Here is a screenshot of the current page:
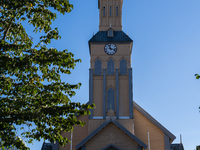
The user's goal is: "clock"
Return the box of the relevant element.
[104,44,117,55]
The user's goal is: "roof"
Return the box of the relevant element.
[89,31,133,43]
[133,101,176,141]
[41,143,52,150]
[75,119,147,149]
[171,144,184,150]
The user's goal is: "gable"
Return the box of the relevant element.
[85,123,138,150]
[76,119,147,150]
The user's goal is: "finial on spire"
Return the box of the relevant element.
[180,134,182,144]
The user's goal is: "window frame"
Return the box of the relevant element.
[116,6,119,17]
[107,28,114,37]
[110,6,112,17]
[103,6,106,17]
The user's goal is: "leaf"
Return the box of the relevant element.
[0,0,93,149]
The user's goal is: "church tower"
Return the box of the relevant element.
[88,0,133,121]
[58,1,176,150]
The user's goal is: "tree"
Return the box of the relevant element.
[195,74,200,79]
[0,0,93,149]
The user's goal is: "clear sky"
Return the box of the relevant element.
[25,0,200,150]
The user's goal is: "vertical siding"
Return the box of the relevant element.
[134,108,165,150]
[93,76,103,116]
[119,76,129,116]
[86,123,138,150]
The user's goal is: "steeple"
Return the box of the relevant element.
[98,0,123,31]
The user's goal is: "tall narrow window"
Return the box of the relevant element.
[110,6,112,16]
[120,59,127,75]
[107,59,114,75]
[95,59,102,75]
[103,6,106,17]
[116,6,119,16]
[107,88,115,111]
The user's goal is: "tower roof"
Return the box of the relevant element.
[89,31,133,43]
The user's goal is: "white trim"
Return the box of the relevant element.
[70,132,73,150]
[93,116,103,119]
[119,116,130,119]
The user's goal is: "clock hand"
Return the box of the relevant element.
[108,44,111,50]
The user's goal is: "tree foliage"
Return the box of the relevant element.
[0,0,93,149]
[195,74,200,79]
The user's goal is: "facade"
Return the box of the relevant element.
[57,0,176,150]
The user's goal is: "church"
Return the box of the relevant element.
[52,0,176,150]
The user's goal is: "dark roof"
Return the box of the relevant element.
[75,119,147,149]
[171,144,184,150]
[89,31,133,42]
[133,101,176,141]
[41,143,52,150]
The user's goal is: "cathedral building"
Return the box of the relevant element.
[58,0,176,150]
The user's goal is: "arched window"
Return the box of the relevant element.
[103,6,106,17]
[95,59,102,75]
[116,6,119,16]
[120,59,127,75]
[107,59,114,75]
[107,88,115,111]
[107,28,114,37]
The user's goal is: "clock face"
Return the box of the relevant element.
[104,44,117,55]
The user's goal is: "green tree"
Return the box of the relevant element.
[0,0,93,149]
[195,74,200,79]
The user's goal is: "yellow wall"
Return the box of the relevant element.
[90,43,132,69]
[93,76,103,116]
[88,119,134,135]
[134,108,165,150]
[119,76,129,116]
[90,43,132,117]
[86,123,138,150]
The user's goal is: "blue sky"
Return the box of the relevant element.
[26,0,200,149]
